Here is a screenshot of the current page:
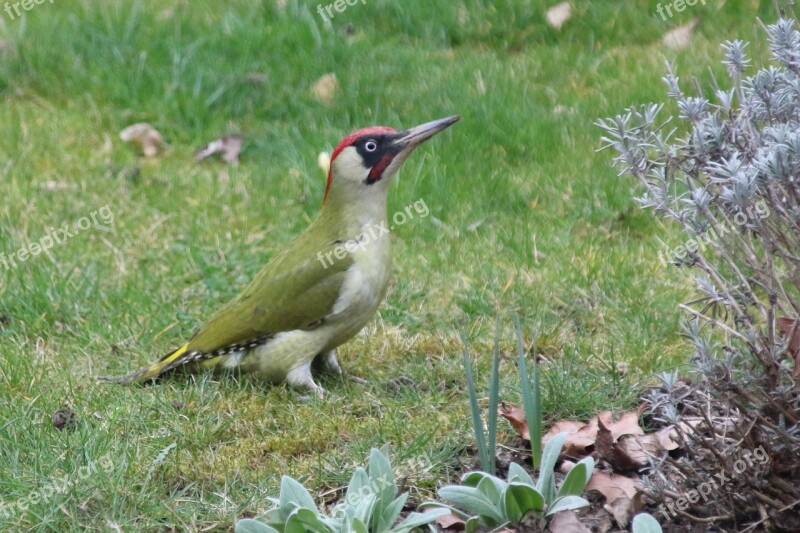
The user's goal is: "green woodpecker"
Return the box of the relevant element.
[108,115,459,396]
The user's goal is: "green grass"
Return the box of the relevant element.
[0,0,787,530]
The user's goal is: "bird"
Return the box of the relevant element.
[104,115,459,396]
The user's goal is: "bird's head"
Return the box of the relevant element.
[323,115,459,204]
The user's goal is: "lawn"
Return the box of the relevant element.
[0,0,783,530]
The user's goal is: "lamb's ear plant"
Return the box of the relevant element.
[425,322,594,530]
[421,433,594,531]
[632,513,663,533]
[235,449,448,533]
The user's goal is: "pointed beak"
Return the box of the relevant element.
[393,115,460,152]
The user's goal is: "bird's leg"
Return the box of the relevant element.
[314,350,343,375]
[286,361,325,399]
[313,349,368,385]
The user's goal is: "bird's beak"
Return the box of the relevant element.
[393,115,460,152]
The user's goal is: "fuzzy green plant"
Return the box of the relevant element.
[632,513,663,533]
[421,432,593,531]
[235,449,447,533]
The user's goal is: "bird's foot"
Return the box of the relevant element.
[287,362,325,399]
[317,350,368,384]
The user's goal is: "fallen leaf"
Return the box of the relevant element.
[546,2,572,30]
[312,73,338,105]
[586,471,643,529]
[596,417,676,472]
[543,411,644,459]
[596,419,643,472]
[195,135,243,164]
[548,510,591,533]
[662,20,697,50]
[119,123,165,158]
[548,420,594,458]
[499,402,529,440]
[428,508,464,531]
[435,514,465,530]
[776,316,800,376]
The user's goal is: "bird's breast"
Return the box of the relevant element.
[328,222,392,333]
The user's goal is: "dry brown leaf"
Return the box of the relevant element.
[776,316,800,376]
[508,405,680,471]
[312,73,338,105]
[586,471,643,529]
[596,419,643,472]
[600,410,645,439]
[119,123,165,158]
[194,135,243,164]
[499,402,529,440]
[543,410,645,459]
[548,509,591,533]
[546,2,572,31]
[650,425,680,451]
[430,509,465,531]
[549,420,595,458]
[662,20,697,50]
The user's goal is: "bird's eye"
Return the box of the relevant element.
[364,140,378,152]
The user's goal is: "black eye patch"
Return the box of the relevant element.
[354,135,398,168]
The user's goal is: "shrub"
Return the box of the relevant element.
[597,17,800,530]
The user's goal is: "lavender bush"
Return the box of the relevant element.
[597,18,800,530]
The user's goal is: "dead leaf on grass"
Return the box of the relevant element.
[194,135,243,164]
[119,123,165,158]
[546,2,572,31]
[312,73,338,105]
[499,401,530,440]
[663,20,697,50]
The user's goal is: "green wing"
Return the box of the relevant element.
[186,233,354,353]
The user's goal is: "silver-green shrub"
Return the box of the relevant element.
[597,17,800,530]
